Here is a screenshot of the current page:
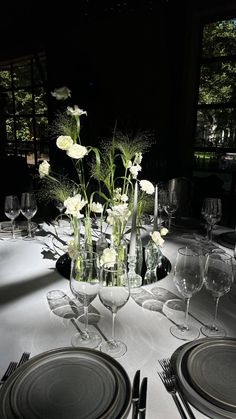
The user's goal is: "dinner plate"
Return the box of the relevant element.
[171,337,236,419]
[0,220,37,238]
[187,339,236,412]
[171,217,203,231]
[0,347,131,419]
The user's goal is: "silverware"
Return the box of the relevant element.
[0,361,17,385]
[17,352,30,367]
[158,358,196,419]
[138,377,148,419]
[158,371,187,419]
[132,369,140,419]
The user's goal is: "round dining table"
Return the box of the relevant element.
[0,220,236,419]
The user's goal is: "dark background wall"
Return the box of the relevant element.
[1,0,236,186]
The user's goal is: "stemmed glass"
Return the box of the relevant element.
[201,252,233,337]
[4,195,21,239]
[54,199,65,226]
[99,256,130,358]
[20,192,38,239]
[163,190,178,230]
[170,246,204,340]
[201,197,222,241]
[70,250,102,348]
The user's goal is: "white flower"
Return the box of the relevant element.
[106,215,114,226]
[51,86,71,100]
[66,144,88,159]
[90,202,103,213]
[100,247,117,268]
[68,240,77,260]
[107,204,131,221]
[129,164,141,179]
[64,194,87,218]
[56,135,73,151]
[121,194,128,202]
[134,152,143,165]
[140,180,154,195]
[39,160,50,178]
[67,105,87,117]
[160,227,168,236]
[150,231,165,246]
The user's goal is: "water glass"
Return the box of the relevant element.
[21,192,37,239]
[4,195,20,239]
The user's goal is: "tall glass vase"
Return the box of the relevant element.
[143,240,162,284]
[135,229,143,276]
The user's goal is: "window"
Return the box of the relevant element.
[194,19,236,171]
[0,52,49,166]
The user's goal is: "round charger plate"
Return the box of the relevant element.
[187,339,236,412]
[0,347,131,419]
[215,232,236,250]
[171,337,236,419]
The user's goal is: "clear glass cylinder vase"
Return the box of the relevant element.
[143,239,162,285]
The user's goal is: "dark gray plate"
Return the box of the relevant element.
[171,337,236,419]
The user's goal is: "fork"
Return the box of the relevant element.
[17,351,30,367]
[158,371,187,419]
[158,358,196,419]
[0,361,18,385]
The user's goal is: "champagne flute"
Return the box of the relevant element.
[70,250,101,348]
[170,246,204,340]
[20,192,37,239]
[4,195,20,239]
[201,197,222,241]
[99,255,130,358]
[201,252,233,337]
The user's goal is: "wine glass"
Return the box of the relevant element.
[20,192,38,239]
[164,190,178,230]
[70,250,102,348]
[170,246,204,340]
[201,197,222,241]
[201,252,233,337]
[4,195,20,239]
[54,199,65,226]
[99,255,130,358]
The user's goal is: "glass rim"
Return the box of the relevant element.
[177,246,203,257]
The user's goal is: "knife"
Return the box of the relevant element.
[132,369,140,419]
[138,377,148,419]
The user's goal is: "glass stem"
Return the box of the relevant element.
[184,298,190,330]
[12,220,15,239]
[209,225,213,241]
[212,296,220,330]
[27,219,32,238]
[168,215,171,230]
[111,312,116,342]
[83,305,89,336]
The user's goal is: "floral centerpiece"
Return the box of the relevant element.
[38,86,167,281]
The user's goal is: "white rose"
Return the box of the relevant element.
[150,231,165,246]
[39,160,50,178]
[56,135,73,151]
[100,247,117,268]
[140,180,155,195]
[66,144,88,159]
[160,227,168,236]
[64,194,87,218]
[91,202,103,213]
[67,105,87,117]
[51,86,71,100]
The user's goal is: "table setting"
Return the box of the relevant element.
[1,89,236,418]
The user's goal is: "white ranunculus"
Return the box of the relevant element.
[39,160,50,178]
[150,231,165,246]
[90,202,103,213]
[140,179,155,195]
[160,227,168,236]
[56,135,73,151]
[129,164,141,179]
[67,105,87,117]
[64,194,87,218]
[66,144,88,159]
[100,247,117,268]
[107,204,130,221]
[51,86,71,100]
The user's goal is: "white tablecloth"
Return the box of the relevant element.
[0,223,236,419]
